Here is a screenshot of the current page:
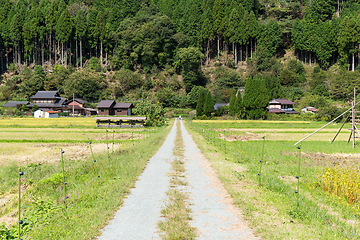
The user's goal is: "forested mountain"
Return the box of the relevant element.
[1,0,360,114]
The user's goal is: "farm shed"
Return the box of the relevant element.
[34,109,59,118]
[96,100,134,116]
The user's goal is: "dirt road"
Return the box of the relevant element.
[98,119,259,239]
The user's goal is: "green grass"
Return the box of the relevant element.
[0,119,171,239]
[186,119,360,240]
[158,120,195,240]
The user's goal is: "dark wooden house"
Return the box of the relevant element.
[96,100,133,116]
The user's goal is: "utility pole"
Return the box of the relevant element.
[72,93,74,118]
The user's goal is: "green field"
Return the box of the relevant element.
[187,119,360,240]
[0,118,168,240]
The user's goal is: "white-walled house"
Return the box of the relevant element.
[34,109,59,118]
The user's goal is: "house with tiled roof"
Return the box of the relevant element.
[268,99,298,114]
[28,91,67,111]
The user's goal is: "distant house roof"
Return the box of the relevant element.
[214,103,229,110]
[30,91,60,99]
[2,101,29,107]
[28,97,67,108]
[46,111,58,114]
[268,108,286,113]
[269,99,295,105]
[96,100,116,108]
[67,98,86,105]
[113,103,134,109]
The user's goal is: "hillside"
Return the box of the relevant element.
[0,0,360,118]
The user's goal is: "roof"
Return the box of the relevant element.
[268,108,286,113]
[96,100,116,108]
[214,103,229,110]
[46,111,58,114]
[269,99,295,105]
[113,103,134,109]
[302,106,318,112]
[67,98,86,104]
[94,117,146,120]
[285,110,299,114]
[2,101,29,107]
[30,91,60,99]
[28,97,67,108]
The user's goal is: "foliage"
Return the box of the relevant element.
[242,77,269,119]
[196,89,206,117]
[228,88,237,115]
[133,98,166,126]
[203,91,214,117]
[63,69,108,102]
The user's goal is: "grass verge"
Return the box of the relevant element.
[158,120,196,240]
[185,119,359,240]
[0,122,172,240]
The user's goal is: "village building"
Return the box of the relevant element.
[1,101,29,108]
[28,91,67,111]
[96,100,134,116]
[34,109,59,118]
[66,98,97,117]
[268,99,298,114]
[301,106,318,114]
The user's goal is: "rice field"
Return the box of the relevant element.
[187,119,360,239]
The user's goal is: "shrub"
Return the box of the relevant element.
[133,98,166,126]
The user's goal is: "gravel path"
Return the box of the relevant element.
[98,119,258,239]
[97,120,177,240]
[181,121,259,239]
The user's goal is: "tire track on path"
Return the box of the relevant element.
[98,120,177,240]
[181,120,259,239]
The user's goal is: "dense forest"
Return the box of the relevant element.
[1,0,360,118]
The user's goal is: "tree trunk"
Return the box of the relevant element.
[54,37,57,64]
[100,41,103,68]
[76,39,78,69]
[80,39,83,69]
[235,43,237,65]
[105,51,108,69]
[42,41,44,67]
[34,38,37,65]
[0,50,3,73]
[61,42,64,66]
[65,43,67,68]
[246,44,248,61]
[250,38,253,59]
[6,47,8,68]
[207,39,210,65]
[49,33,51,64]
[309,52,312,67]
[352,43,355,72]
[254,39,256,55]
[69,40,71,66]
[13,44,16,65]
[358,44,360,70]
[240,45,242,66]
[217,36,220,58]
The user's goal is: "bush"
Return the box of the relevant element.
[133,98,166,126]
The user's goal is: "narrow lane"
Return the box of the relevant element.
[181,120,259,239]
[98,120,177,240]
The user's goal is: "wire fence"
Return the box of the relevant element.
[187,120,360,239]
[0,127,153,240]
